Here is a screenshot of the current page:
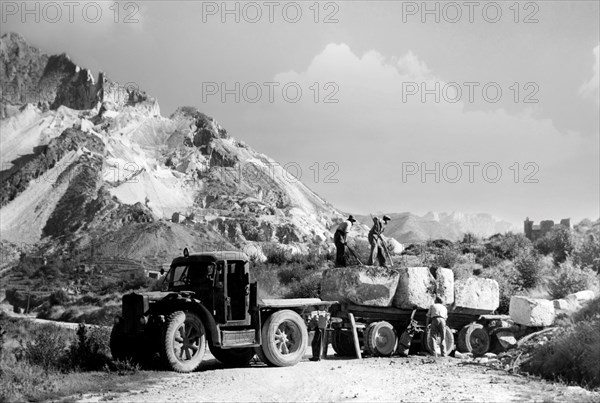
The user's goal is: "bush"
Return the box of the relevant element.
[285,271,322,299]
[548,260,599,300]
[451,262,482,280]
[573,235,600,273]
[431,247,460,269]
[67,324,111,371]
[19,324,71,372]
[484,233,533,261]
[481,260,523,314]
[534,226,574,264]
[514,252,543,289]
[523,318,600,388]
[49,289,70,306]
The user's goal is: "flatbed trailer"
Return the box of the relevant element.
[328,303,517,357]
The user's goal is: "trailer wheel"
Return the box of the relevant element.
[331,330,356,357]
[457,323,490,356]
[161,311,206,372]
[364,321,397,357]
[261,310,307,367]
[362,323,376,356]
[422,326,455,356]
[209,346,255,367]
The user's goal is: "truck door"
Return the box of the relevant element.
[224,260,251,325]
[213,261,227,323]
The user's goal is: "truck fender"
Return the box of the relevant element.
[188,300,220,345]
[161,297,220,346]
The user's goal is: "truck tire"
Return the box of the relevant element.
[261,309,307,367]
[331,330,356,357]
[364,321,397,357]
[362,323,376,356]
[161,311,206,372]
[457,323,490,356]
[254,346,276,366]
[210,345,255,367]
[422,326,455,356]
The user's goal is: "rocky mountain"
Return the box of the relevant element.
[356,212,517,244]
[0,32,347,269]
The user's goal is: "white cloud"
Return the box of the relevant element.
[242,43,599,219]
[580,44,599,106]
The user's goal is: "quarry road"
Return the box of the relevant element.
[78,350,600,403]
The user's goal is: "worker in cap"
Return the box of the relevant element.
[334,215,356,267]
[368,215,391,267]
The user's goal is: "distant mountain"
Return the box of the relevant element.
[0,32,345,268]
[356,212,518,244]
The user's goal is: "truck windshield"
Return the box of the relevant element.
[167,262,215,288]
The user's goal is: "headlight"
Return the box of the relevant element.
[139,316,148,326]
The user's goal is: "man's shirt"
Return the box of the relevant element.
[427,303,448,319]
[337,220,353,234]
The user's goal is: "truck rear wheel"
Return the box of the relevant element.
[254,346,276,366]
[161,311,206,372]
[261,309,307,367]
[364,321,397,357]
[210,345,255,367]
[331,330,356,357]
[457,323,490,356]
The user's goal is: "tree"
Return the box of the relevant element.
[535,226,574,264]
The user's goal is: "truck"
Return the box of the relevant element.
[328,303,517,358]
[110,248,335,372]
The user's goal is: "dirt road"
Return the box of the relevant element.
[78,350,599,402]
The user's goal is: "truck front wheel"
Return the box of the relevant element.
[260,309,307,367]
[161,311,206,372]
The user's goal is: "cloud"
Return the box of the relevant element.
[241,43,599,219]
[580,44,599,106]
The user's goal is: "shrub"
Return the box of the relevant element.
[481,260,523,314]
[431,247,460,269]
[67,324,111,371]
[523,318,600,388]
[451,262,482,280]
[20,324,70,371]
[573,235,600,273]
[49,289,70,306]
[477,252,502,269]
[548,260,599,300]
[573,296,600,323]
[514,252,543,289]
[534,226,574,264]
[285,271,322,299]
[484,233,533,261]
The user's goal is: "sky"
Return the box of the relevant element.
[1,0,599,225]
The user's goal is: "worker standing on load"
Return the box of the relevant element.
[334,215,356,267]
[368,215,391,267]
[426,297,448,357]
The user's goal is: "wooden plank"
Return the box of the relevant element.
[348,313,362,360]
[260,298,337,309]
